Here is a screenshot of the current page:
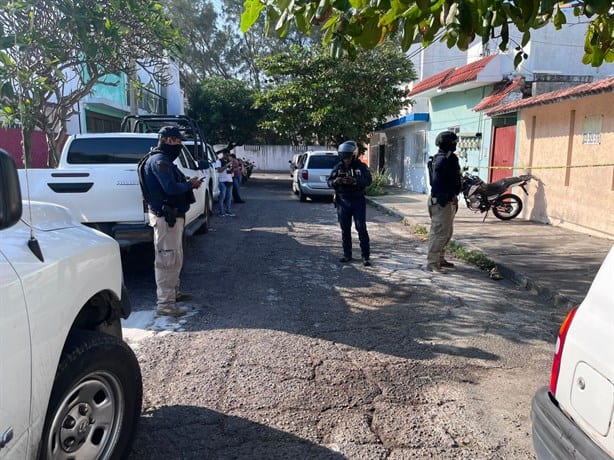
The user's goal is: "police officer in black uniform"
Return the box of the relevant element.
[327,140,373,266]
[140,126,202,317]
[426,130,462,274]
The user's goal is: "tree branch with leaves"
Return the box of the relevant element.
[241,0,613,68]
[256,43,416,147]
[0,0,181,166]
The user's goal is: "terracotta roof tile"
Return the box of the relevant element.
[440,55,497,89]
[409,55,498,97]
[409,68,454,96]
[473,76,523,111]
[486,76,614,115]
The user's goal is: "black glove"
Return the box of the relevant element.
[335,176,355,186]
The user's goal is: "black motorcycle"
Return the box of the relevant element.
[461,169,533,221]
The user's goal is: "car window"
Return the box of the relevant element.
[66,137,157,164]
[297,154,307,168]
[176,149,188,169]
[206,144,217,163]
[182,148,198,170]
[306,155,338,169]
[184,143,201,161]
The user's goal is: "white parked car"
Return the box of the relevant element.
[531,245,614,459]
[288,152,303,177]
[291,150,339,202]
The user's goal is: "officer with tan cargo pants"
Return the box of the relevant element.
[140,126,202,317]
[426,131,462,274]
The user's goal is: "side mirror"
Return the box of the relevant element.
[0,149,23,231]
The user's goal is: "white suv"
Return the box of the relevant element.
[291,150,339,202]
[531,245,614,459]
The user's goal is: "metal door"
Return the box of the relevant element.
[387,135,405,187]
[490,126,516,182]
[404,130,428,192]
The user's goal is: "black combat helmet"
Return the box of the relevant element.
[338,140,357,159]
[435,131,458,152]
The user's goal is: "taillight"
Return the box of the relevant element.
[301,170,308,180]
[549,306,579,394]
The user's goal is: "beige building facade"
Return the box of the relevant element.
[514,90,613,239]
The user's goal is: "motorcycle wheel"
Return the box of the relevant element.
[492,193,523,220]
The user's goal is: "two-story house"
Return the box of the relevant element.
[371,8,609,193]
[1,57,183,167]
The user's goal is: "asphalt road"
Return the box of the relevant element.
[121,173,567,460]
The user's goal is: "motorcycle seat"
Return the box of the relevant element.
[485,175,529,195]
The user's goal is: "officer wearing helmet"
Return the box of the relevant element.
[426,130,462,274]
[327,140,373,266]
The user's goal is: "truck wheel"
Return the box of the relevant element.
[39,331,142,460]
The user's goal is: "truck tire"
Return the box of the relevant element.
[38,331,142,460]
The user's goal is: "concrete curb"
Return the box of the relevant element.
[367,197,577,309]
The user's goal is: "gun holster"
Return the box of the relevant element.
[161,204,178,227]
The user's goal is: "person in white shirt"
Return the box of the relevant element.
[215,150,235,216]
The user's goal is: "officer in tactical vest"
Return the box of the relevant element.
[327,140,373,266]
[426,130,462,274]
[140,126,203,317]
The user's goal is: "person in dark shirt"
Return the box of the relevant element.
[426,130,462,274]
[141,126,202,316]
[327,140,373,266]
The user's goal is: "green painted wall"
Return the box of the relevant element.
[429,86,494,181]
[90,74,128,107]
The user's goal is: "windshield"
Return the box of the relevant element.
[67,138,158,164]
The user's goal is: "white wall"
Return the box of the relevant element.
[406,8,604,95]
[163,58,184,115]
[231,145,331,172]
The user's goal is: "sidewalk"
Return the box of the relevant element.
[366,187,613,309]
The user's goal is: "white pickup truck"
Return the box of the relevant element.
[18,132,213,247]
[0,149,142,458]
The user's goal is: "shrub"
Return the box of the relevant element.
[366,168,389,196]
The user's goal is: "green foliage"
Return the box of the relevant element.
[187,77,262,145]
[241,0,613,67]
[163,0,249,91]
[169,0,324,91]
[406,223,429,241]
[256,43,416,146]
[446,240,495,271]
[365,167,389,196]
[0,0,179,166]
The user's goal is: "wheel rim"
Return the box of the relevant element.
[46,371,124,460]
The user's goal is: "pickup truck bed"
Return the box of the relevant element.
[18,133,212,246]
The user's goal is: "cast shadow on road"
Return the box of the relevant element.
[191,178,552,359]
[123,176,559,368]
[129,405,345,460]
